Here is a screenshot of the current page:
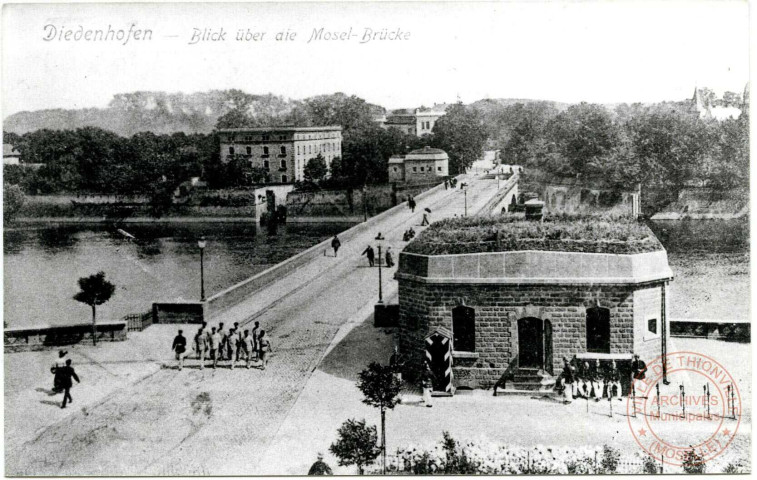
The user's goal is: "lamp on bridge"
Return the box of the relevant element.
[198,236,207,301]
[375,232,385,304]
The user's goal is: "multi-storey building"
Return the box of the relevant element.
[218,126,342,183]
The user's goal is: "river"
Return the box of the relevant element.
[3,222,353,328]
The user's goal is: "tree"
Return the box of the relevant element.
[329,419,381,475]
[431,102,488,174]
[3,184,25,223]
[304,154,328,184]
[357,362,403,474]
[73,271,116,346]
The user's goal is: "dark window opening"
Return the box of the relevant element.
[229,147,234,155]
[647,318,658,335]
[246,146,252,155]
[586,307,611,353]
[452,305,475,352]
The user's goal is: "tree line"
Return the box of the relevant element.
[482,94,748,211]
[2,93,489,196]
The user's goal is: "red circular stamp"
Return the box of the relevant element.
[627,351,741,467]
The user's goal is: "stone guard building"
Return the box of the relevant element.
[396,229,673,392]
[387,146,449,184]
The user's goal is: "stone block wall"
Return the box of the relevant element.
[398,281,665,389]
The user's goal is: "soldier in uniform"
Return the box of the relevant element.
[607,360,623,401]
[590,359,604,401]
[560,357,574,404]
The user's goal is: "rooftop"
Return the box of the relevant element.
[218,126,342,133]
[403,215,664,256]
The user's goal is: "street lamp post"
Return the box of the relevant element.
[198,236,207,301]
[464,186,468,217]
[375,233,385,303]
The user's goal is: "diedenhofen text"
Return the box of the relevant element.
[43,24,153,45]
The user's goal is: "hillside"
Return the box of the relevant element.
[3,90,387,137]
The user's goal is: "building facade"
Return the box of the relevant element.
[396,246,673,392]
[218,126,342,183]
[383,107,446,137]
[387,146,449,184]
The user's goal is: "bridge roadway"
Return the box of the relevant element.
[6,174,503,476]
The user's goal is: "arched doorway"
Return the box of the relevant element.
[518,317,543,368]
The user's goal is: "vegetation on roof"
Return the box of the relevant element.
[403,214,664,255]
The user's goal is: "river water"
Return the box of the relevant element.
[4,218,746,329]
[3,223,352,328]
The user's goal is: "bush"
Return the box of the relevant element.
[643,455,660,474]
[722,461,743,473]
[682,449,706,474]
[600,445,621,473]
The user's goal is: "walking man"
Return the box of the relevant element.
[58,359,80,409]
[51,350,69,393]
[361,245,375,267]
[258,330,272,370]
[385,246,394,268]
[251,321,261,360]
[408,196,416,212]
[233,322,243,361]
[209,327,221,369]
[421,361,434,408]
[421,212,430,226]
[172,329,189,371]
[331,235,341,257]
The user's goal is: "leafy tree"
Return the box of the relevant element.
[3,183,25,223]
[304,154,328,184]
[73,271,116,346]
[329,419,380,475]
[600,445,621,473]
[431,102,488,174]
[357,362,403,474]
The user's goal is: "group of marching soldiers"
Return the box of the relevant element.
[171,321,273,371]
[557,354,646,404]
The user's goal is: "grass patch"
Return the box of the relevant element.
[404,214,664,255]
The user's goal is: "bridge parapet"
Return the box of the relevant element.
[477,173,519,216]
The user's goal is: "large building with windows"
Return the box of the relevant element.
[218,126,342,183]
[395,218,673,394]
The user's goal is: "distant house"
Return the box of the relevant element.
[692,85,748,121]
[387,146,449,184]
[3,144,21,165]
[383,105,447,137]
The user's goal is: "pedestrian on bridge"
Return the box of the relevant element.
[58,359,80,409]
[385,247,394,268]
[217,322,227,360]
[362,245,375,267]
[227,328,239,369]
[252,321,260,359]
[258,330,273,370]
[331,235,341,257]
[243,330,255,368]
[408,196,416,212]
[209,327,221,369]
[233,322,243,361]
[421,212,430,226]
[172,329,190,371]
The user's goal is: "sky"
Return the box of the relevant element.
[1,1,751,117]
